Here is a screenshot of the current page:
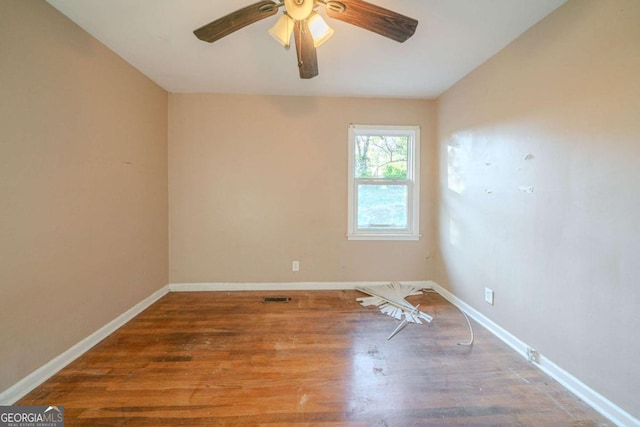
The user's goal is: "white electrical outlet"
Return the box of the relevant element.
[484,287,494,305]
[292,261,300,272]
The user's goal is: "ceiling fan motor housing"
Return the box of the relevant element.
[285,0,314,20]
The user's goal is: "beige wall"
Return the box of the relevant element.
[0,1,168,392]
[169,94,436,283]
[4,0,636,419]
[436,0,640,418]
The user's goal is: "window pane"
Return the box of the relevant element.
[357,184,408,229]
[354,135,408,179]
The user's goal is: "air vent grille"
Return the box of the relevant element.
[262,297,291,303]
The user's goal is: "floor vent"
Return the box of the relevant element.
[262,297,291,303]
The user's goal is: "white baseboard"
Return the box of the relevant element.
[430,282,640,427]
[0,285,169,405]
[168,280,435,292]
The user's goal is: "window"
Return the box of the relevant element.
[347,125,420,240]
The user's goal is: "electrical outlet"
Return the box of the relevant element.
[527,347,539,363]
[484,288,494,305]
[292,261,300,272]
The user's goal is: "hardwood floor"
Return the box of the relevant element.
[19,290,610,426]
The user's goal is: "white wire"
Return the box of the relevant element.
[422,288,474,346]
[455,307,474,346]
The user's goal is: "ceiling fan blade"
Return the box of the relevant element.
[294,20,319,79]
[194,1,279,43]
[326,0,418,43]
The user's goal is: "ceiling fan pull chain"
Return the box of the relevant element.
[297,23,304,67]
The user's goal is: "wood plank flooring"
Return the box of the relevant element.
[19,290,610,426]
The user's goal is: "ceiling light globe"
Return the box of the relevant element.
[308,13,334,48]
[268,14,294,47]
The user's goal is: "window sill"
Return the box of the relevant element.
[347,234,421,241]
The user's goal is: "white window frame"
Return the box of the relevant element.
[347,124,420,241]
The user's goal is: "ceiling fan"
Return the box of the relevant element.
[193,0,418,79]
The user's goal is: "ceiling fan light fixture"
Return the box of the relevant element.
[193,0,418,79]
[268,13,294,47]
[307,12,334,48]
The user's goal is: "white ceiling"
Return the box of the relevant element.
[46,0,566,99]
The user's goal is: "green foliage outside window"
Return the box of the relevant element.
[355,135,408,179]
